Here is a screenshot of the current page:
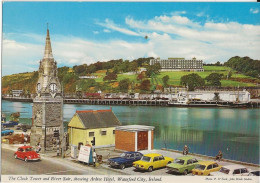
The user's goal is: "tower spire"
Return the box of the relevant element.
[44,24,53,59]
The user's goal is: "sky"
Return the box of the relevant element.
[2,2,260,76]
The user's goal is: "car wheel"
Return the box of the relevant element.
[24,157,28,162]
[183,170,188,175]
[9,132,12,135]
[14,154,17,159]
[148,166,153,172]
[168,161,172,164]
[120,164,125,170]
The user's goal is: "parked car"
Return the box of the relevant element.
[248,170,260,176]
[211,165,250,176]
[1,127,14,136]
[2,121,19,127]
[192,161,221,176]
[14,146,41,162]
[15,123,32,132]
[133,153,174,172]
[108,151,143,169]
[166,156,200,175]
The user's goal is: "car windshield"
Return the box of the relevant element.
[195,164,206,170]
[120,153,132,158]
[141,156,151,162]
[250,171,260,176]
[174,159,185,165]
[120,153,127,157]
[219,167,230,174]
[25,148,33,152]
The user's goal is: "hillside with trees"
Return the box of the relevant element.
[2,56,260,95]
[224,56,260,78]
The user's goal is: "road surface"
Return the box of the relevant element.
[1,148,122,175]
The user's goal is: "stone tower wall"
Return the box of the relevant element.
[45,102,62,126]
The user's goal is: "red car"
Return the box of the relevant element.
[14,146,41,162]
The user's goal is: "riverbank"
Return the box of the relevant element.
[2,97,260,108]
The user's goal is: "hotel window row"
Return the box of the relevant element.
[150,58,204,72]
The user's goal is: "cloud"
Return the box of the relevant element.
[96,19,140,36]
[3,14,260,76]
[2,39,43,75]
[103,29,111,33]
[171,11,186,16]
[93,31,99,34]
[250,8,259,14]
[196,12,205,17]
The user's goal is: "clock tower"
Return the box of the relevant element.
[31,27,63,152]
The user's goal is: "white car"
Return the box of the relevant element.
[248,170,260,176]
[211,165,250,176]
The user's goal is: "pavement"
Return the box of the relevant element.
[2,142,259,176]
[96,148,260,175]
[1,143,124,175]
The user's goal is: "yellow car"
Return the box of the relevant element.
[133,153,174,172]
[192,161,222,176]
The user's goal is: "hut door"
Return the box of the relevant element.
[137,131,148,150]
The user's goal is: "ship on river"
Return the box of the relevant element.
[168,92,250,108]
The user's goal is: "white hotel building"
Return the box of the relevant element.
[150,57,204,72]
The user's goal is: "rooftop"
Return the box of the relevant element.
[116,125,155,132]
[70,109,121,129]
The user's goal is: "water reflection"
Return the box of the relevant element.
[2,100,259,164]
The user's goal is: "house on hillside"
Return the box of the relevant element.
[68,109,121,149]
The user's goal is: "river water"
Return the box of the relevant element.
[2,100,259,164]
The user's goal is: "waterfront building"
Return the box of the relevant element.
[174,90,251,102]
[150,57,204,72]
[68,109,121,148]
[30,27,64,152]
[79,75,98,79]
[115,125,154,152]
[11,90,23,97]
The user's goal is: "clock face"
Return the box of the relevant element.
[37,83,41,92]
[50,83,57,92]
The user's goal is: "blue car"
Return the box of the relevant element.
[2,121,19,127]
[1,127,14,136]
[108,151,143,169]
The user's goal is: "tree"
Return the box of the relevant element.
[215,61,221,66]
[180,73,205,91]
[113,65,120,74]
[74,64,87,75]
[137,73,145,81]
[10,112,20,122]
[130,62,138,73]
[205,73,223,86]
[78,79,96,91]
[140,79,151,91]
[118,79,130,92]
[162,75,170,87]
[103,72,117,82]
[224,56,260,79]
[227,70,232,80]
[87,65,97,74]
[146,63,161,77]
